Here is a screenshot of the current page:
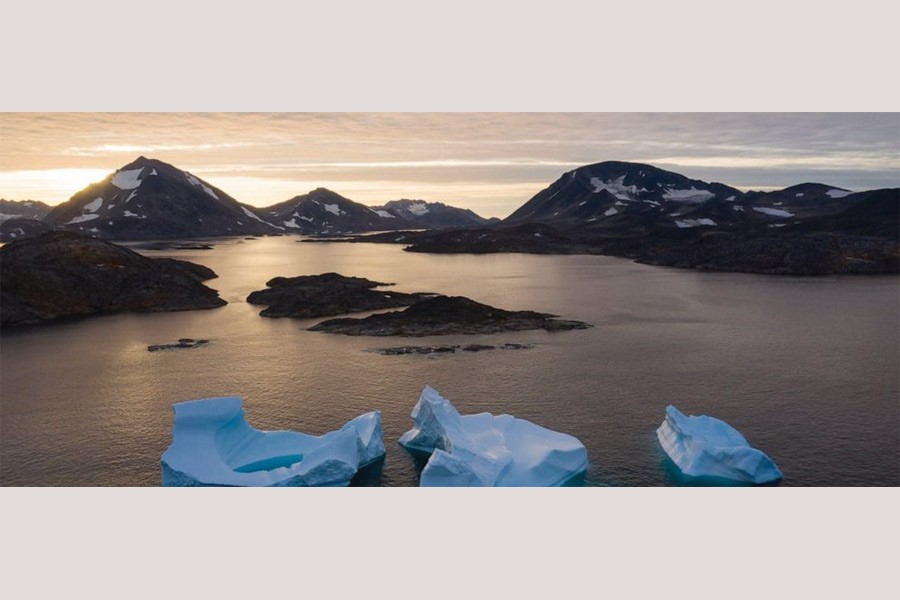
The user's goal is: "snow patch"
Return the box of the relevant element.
[795,192,803,197]
[374,210,395,219]
[752,206,794,218]
[283,218,301,228]
[724,195,736,202]
[675,218,717,228]
[185,173,219,199]
[125,190,138,203]
[827,189,853,198]
[407,202,430,216]
[149,168,158,176]
[65,213,100,225]
[111,168,143,190]
[590,175,640,200]
[732,205,744,212]
[240,206,269,224]
[604,207,618,216]
[123,210,146,219]
[662,187,715,203]
[323,203,344,216]
[83,197,104,213]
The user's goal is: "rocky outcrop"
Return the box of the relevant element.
[308,295,591,336]
[0,231,226,327]
[148,339,211,352]
[246,272,433,318]
[373,342,535,355]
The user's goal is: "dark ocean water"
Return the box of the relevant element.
[1,236,897,486]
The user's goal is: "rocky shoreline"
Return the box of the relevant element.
[148,338,210,352]
[0,232,226,328]
[309,218,900,276]
[246,272,434,318]
[372,342,535,355]
[309,295,592,336]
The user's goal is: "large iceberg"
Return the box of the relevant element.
[161,397,385,486]
[656,405,783,484]
[399,386,588,486]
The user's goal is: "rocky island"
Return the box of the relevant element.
[246,272,433,318]
[0,231,226,328]
[308,295,591,336]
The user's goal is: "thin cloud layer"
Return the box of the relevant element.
[0,113,897,217]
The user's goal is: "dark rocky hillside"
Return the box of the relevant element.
[0,231,226,327]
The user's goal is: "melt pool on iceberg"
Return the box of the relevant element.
[656,405,783,484]
[161,396,385,486]
[399,385,588,486]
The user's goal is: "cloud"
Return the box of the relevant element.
[1,113,897,215]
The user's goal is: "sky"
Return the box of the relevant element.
[1,113,897,218]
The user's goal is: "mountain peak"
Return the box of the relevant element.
[120,155,170,170]
[42,157,276,239]
[505,160,743,225]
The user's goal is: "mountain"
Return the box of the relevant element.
[262,188,391,234]
[797,188,900,238]
[42,157,279,239]
[0,199,52,223]
[261,189,499,234]
[502,161,888,237]
[342,160,898,275]
[0,231,226,327]
[0,217,52,243]
[505,161,744,228]
[374,199,499,229]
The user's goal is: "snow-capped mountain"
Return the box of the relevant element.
[42,157,278,239]
[0,200,54,242]
[505,161,743,228]
[0,199,52,223]
[263,188,390,233]
[0,218,51,243]
[504,161,870,232]
[261,190,497,233]
[374,199,498,229]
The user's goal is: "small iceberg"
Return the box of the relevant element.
[399,386,588,486]
[656,405,783,484]
[161,397,385,486]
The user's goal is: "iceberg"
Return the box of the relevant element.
[656,405,783,484]
[161,397,385,486]
[399,386,588,486]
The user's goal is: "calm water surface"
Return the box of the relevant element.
[1,236,897,486]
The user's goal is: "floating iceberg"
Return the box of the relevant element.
[161,397,385,486]
[399,386,588,486]
[656,405,783,484]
